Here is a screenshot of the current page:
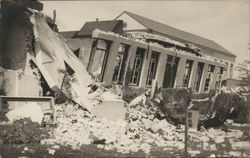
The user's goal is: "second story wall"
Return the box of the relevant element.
[80,30,228,92]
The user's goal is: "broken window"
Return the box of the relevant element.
[194,62,204,92]
[204,64,215,91]
[112,44,129,84]
[73,48,80,58]
[130,48,145,86]
[146,51,159,86]
[88,39,109,82]
[163,55,180,88]
[215,67,224,90]
[64,61,75,76]
[182,59,193,87]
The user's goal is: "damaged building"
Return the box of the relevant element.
[0,1,250,157]
[61,11,236,93]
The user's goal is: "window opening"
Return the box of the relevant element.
[112,44,129,84]
[146,51,159,86]
[163,55,180,88]
[215,67,224,90]
[182,59,193,87]
[88,39,109,82]
[204,64,215,91]
[130,48,145,86]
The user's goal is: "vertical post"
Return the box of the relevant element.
[155,53,167,87]
[122,45,137,86]
[226,62,231,78]
[184,89,191,157]
[184,99,188,157]
[102,40,120,84]
[81,38,96,68]
[199,63,209,92]
[52,10,56,31]
[150,80,157,99]
[174,57,186,87]
[188,61,198,89]
[0,96,2,117]
[139,47,152,87]
[210,66,219,90]
[53,10,56,23]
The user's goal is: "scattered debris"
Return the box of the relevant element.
[99,91,122,101]
[232,141,250,150]
[228,151,241,157]
[188,150,200,156]
[52,145,60,149]
[48,148,56,155]
[24,147,29,151]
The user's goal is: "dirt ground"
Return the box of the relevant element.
[1,127,250,158]
[0,144,181,158]
[1,123,249,158]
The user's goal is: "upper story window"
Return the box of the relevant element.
[163,55,180,88]
[112,44,129,84]
[215,67,224,90]
[146,51,159,86]
[182,59,193,88]
[130,48,145,86]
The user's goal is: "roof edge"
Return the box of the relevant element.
[120,10,236,58]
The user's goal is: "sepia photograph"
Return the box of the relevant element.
[0,0,249,157]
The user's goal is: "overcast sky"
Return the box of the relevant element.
[42,1,250,63]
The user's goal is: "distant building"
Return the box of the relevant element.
[233,62,248,80]
[61,11,236,92]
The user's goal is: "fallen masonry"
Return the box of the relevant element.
[37,89,249,156]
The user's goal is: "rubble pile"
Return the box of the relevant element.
[87,84,123,103]
[191,87,249,128]
[40,88,249,155]
[212,90,249,123]
[125,95,185,148]
[41,93,186,154]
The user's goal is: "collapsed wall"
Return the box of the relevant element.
[0,1,94,112]
[212,91,249,123]
[0,1,42,103]
[192,88,250,128]
[1,0,248,126]
[30,13,93,110]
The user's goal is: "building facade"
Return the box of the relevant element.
[61,11,236,93]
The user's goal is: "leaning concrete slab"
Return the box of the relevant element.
[30,13,93,111]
